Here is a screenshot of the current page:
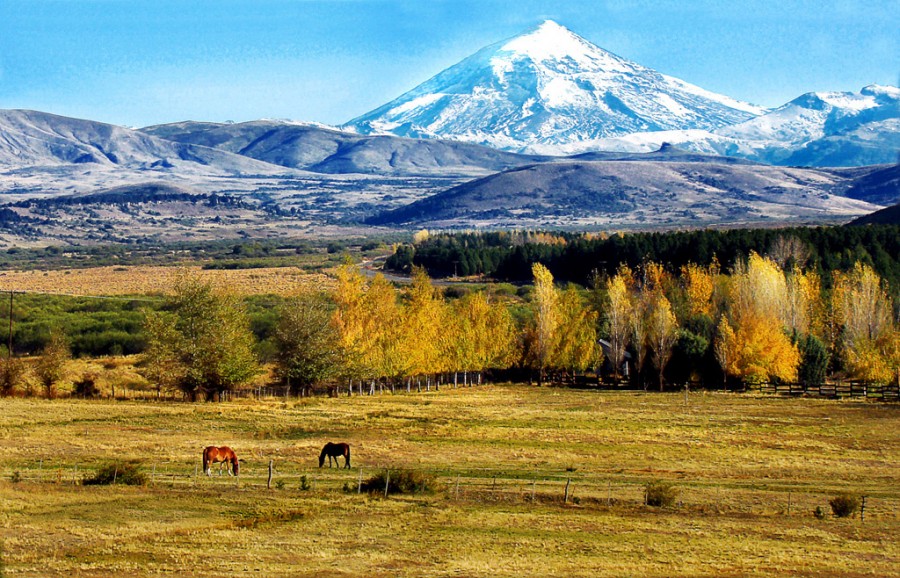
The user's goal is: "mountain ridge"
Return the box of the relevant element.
[346,20,766,151]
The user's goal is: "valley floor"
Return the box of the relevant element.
[0,386,897,576]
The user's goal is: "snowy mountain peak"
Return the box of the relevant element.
[345,21,765,152]
[498,20,614,65]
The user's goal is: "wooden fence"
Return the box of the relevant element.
[4,461,895,522]
[748,381,900,401]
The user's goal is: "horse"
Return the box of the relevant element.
[319,442,351,469]
[202,446,240,477]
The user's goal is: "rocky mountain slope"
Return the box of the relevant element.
[140,120,547,176]
[367,158,883,228]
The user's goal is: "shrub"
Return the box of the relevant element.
[645,480,678,507]
[814,506,827,519]
[359,469,438,495]
[0,358,27,396]
[83,461,146,486]
[829,493,861,518]
[73,372,101,398]
[299,475,311,491]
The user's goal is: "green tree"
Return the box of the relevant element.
[143,277,260,401]
[36,328,70,399]
[274,291,342,396]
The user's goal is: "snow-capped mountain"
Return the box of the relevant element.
[345,20,766,152]
[529,84,900,166]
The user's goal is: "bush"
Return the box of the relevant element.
[73,372,101,398]
[359,469,438,495]
[0,358,27,396]
[299,474,311,491]
[829,493,861,518]
[83,461,147,486]
[645,480,678,507]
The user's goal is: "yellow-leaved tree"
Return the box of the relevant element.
[529,263,559,385]
[401,267,445,391]
[832,262,897,383]
[646,292,678,391]
[332,262,375,393]
[717,252,800,384]
[604,266,632,381]
[554,285,601,380]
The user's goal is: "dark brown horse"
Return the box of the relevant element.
[319,442,351,468]
[202,446,240,476]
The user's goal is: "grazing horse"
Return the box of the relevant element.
[202,446,240,476]
[319,442,351,469]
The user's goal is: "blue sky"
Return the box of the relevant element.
[0,0,897,128]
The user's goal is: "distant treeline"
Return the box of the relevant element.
[387,226,900,292]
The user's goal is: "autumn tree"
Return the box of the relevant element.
[401,267,446,390]
[364,273,404,391]
[646,293,678,391]
[554,284,601,380]
[332,262,376,392]
[832,262,897,383]
[629,290,649,389]
[529,263,559,385]
[604,266,632,380]
[717,253,800,384]
[446,291,517,386]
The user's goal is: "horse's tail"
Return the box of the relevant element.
[345,444,351,468]
[202,447,209,473]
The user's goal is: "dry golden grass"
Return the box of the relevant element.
[0,386,897,577]
[0,265,332,296]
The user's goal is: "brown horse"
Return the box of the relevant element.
[319,442,351,468]
[202,446,240,476]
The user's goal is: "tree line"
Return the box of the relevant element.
[1,250,897,400]
[386,226,900,294]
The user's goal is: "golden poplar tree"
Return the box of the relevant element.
[832,262,896,383]
[332,262,374,388]
[718,252,800,384]
[402,267,445,387]
[530,263,560,385]
[605,266,632,380]
[554,285,601,379]
[647,292,678,391]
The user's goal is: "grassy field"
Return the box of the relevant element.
[1,385,897,577]
[0,265,332,297]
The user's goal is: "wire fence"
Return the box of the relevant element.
[4,460,896,522]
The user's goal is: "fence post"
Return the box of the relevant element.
[267,459,274,490]
[358,468,363,494]
[532,479,536,503]
[384,471,390,498]
[564,478,571,504]
[861,496,866,522]
[152,464,156,486]
[455,475,460,499]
